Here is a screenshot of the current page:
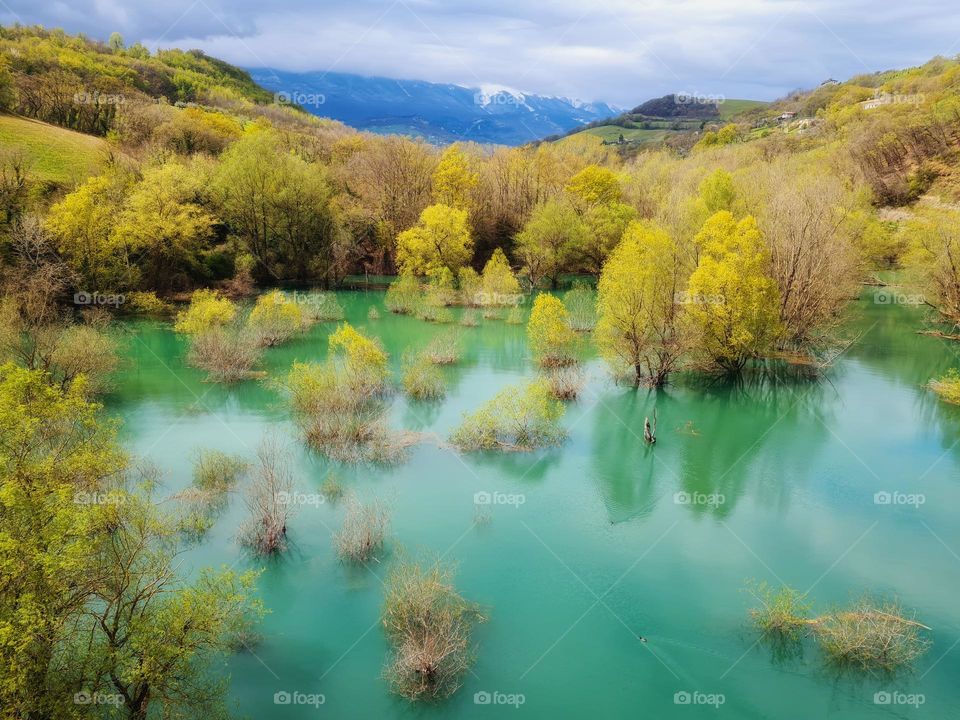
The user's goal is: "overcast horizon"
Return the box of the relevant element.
[3,0,960,105]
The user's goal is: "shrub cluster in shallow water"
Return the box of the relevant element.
[382,559,483,701]
[451,378,565,451]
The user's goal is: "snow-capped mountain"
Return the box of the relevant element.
[249,69,620,145]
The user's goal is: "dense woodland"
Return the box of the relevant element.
[1,23,958,718]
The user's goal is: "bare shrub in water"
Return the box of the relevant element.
[812,596,931,672]
[746,583,931,672]
[240,436,295,555]
[545,365,584,401]
[336,496,390,563]
[187,327,262,382]
[423,330,462,365]
[460,309,479,327]
[382,559,483,701]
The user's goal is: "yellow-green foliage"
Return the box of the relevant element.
[479,248,522,306]
[929,369,960,404]
[396,204,473,277]
[903,207,960,325]
[527,293,578,367]
[686,211,781,371]
[451,378,565,451]
[401,353,446,401]
[694,123,741,150]
[457,267,482,306]
[597,222,690,385]
[45,172,133,291]
[285,327,396,462]
[125,291,172,316]
[563,282,596,332]
[385,273,422,315]
[329,323,389,386]
[565,165,624,205]
[247,290,310,346]
[174,289,237,335]
[432,143,479,210]
[0,364,125,713]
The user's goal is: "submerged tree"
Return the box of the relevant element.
[596,221,691,386]
[563,281,596,332]
[247,289,312,346]
[686,211,781,372]
[336,496,391,563]
[479,247,522,307]
[527,293,578,367]
[382,558,484,701]
[285,323,402,462]
[240,435,296,555]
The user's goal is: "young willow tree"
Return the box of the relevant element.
[431,143,479,210]
[565,165,638,273]
[527,293,578,367]
[514,199,588,289]
[479,248,522,306]
[213,128,346,285]
[0,364,262,719]
[596,222,691,386]
[686,211,781,372]
[396,204,474,278]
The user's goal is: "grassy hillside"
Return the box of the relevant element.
[562,96,768,150]
[0,114,108,185]
[571,126,671,144]
[717,98,767,119]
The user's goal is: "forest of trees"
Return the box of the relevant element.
[1,23,959,717]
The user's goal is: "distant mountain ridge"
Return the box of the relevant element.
[249,69,620,145]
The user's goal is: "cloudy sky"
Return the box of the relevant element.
[4,0,959,105]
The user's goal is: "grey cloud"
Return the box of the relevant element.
[1,0,958,105]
